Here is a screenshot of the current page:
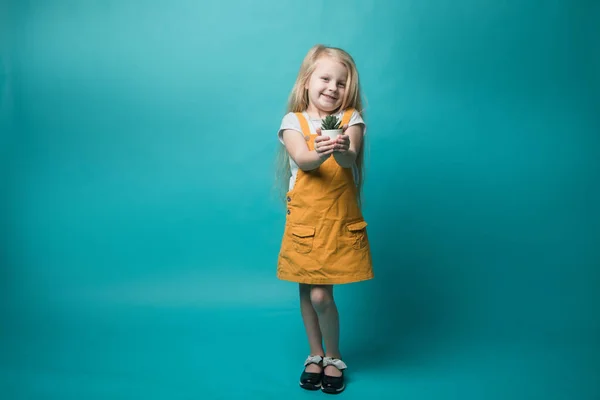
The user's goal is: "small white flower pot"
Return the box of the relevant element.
[321,129,343,141]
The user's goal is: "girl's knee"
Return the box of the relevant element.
[310,286,333,311]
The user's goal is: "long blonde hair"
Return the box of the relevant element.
[274,44,368,206]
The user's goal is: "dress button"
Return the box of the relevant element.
[287,196,291,202]
[287,210,291,214]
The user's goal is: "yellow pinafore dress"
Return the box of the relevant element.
[277,108,374,285]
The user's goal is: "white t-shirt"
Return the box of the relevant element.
[277,109,366,190]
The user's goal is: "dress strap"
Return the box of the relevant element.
[340,108,355,127]
[294,112,311,138]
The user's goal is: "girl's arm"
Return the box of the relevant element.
[281,129,334,171]
[332,124,364,168]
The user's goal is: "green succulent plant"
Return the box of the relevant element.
[321,115,341,130]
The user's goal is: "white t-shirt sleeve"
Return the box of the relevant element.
[277,112,303,144]
[348,110,367,136]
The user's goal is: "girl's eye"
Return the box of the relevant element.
[338,83,346,88]
[321,77,329,82]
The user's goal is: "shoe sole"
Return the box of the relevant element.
[300,382,321,390]
[321,383,345,394]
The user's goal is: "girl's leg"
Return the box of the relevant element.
[299,283,324,373]
[310,285,343,377]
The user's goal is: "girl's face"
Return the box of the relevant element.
[305,56,348,116]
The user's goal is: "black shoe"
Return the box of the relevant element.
[321,357,347,394]
[299,355,323,390]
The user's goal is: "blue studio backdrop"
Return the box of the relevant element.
[1,1,598,399]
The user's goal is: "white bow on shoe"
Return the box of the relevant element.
[304,355,323,366]
[323,357,347,370]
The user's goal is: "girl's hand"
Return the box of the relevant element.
[314,134,335,159]
[334,128,350,153]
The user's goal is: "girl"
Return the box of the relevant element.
[275,44,374,394]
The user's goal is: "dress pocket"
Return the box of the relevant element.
[290,224,316,254]
[345,220,368,250]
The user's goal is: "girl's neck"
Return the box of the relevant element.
[305,105,337,119]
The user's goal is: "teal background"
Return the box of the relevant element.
[1,0,598,399]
